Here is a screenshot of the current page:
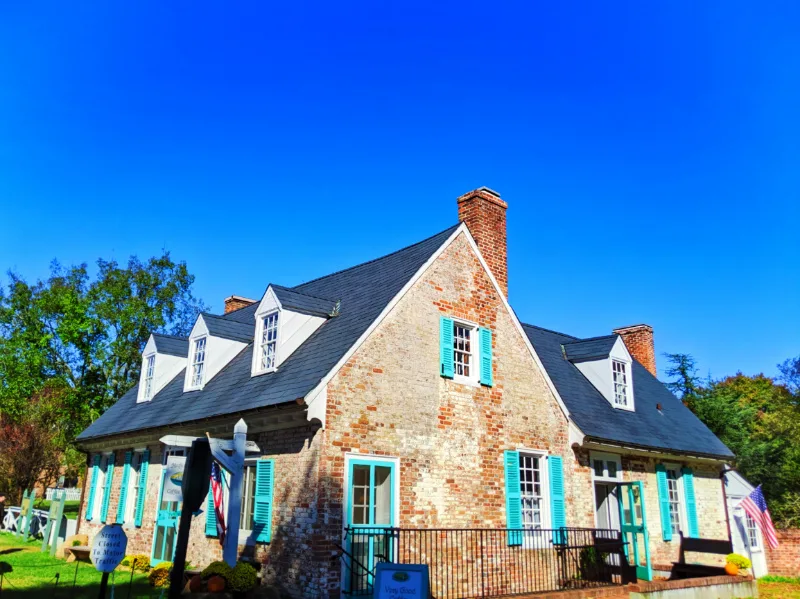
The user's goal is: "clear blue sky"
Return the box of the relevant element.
[1,2,798,381]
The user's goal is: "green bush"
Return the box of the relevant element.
[726,553,751,569]
[148,562,172,588]
[201,560,233,581]
[71,539,82,547]
[121,553,150,572]
[228,562,258,593]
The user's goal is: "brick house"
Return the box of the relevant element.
[76,188,734,597]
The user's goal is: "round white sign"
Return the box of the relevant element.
[90,525,128,572]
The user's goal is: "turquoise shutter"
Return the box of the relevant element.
[656,464,672,541]
[479,327,493,386]
[549,455,567,545]
[440,317,454,378]
[85,454,101,521]
[682,467,699,538]
[134,449,150,527]
[503,450,522,546]
[253,459,275,543]
[116,451,133,524]
[100,454,116,523]
[205,490,217,537]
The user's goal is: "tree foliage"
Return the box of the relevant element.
[0,253,206,444]
[664,353,800,528]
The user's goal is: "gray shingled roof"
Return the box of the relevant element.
[562,336,617,362]
[271,285,338,317]
[77,224,460,441]
[523,324,733,459]
[202,313,255,343]
[152,334,189,357]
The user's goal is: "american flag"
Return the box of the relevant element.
[211,462,226,546]
[738,485,779,549]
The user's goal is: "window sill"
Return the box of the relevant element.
[452,376,480,388]
[251,367,277,377]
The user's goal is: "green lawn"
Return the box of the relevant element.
[759,577,800,599]
[32,500,81,520]
[0,532,161,598]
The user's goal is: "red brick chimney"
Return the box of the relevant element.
[224,295,257,314]
[613,324,656,377]
[457,187,509,298]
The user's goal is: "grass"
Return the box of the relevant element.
[32,500,81,520]
[759,576,800,599]
[0,532,161,598]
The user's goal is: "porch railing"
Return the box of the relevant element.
[341,527,633,598]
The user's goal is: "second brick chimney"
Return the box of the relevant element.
[613,324,656,377]
[224,295,257,314]
[457,187,509,298]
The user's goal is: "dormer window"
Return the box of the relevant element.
[143,355,156,400]
[190,337,207,388]
[612,359,629,407]
[258,312,279,371]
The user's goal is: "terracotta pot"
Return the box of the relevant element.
[725,562,739,576]
[208,575,226,593]
[189,574,204,593]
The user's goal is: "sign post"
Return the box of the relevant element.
[90,524,127,599]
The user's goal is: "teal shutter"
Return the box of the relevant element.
[254,459,275,543]
[504,450,522,546]
[656,464,672,541]
[205,490,217,537]
[85,454,101,521]
[116,451,133,524]
[134,449,150,527]
[100,454,116,523]
[682,467,699,538]
[440,317,454,378]
[479,327,493,386]
[549,455,567,545]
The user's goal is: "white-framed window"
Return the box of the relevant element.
[124,451,145,524]
[239,462,257,536]
[745,511,760,550]
[190,337,207,388]
[258,312,279,372]
[612,359,629,407]
[93,454,111,520]
[520,453,544,530]
[591,452,622,482]
[666,467,684,536]
[143,355,156,400]
[453,320,478,384]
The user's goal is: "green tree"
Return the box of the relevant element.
[663,353,701,408]
[0,253,207,442]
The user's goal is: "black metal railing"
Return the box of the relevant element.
[341,527,633,598]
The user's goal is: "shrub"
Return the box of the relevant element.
[122,554,150,572]
[228,562,258,593]
[202,560,233,581]
[726,553,751,570]
[149,562,172,588]
[72,539,82,547]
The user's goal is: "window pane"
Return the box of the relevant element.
[351,465,371,525]
[374,467,392,525]
[519,454,543,530]
[607,461,618,478]
[666,469,682,534]
[593,459,604,477]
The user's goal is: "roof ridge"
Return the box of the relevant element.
[520,322,580,340]
[563,334,617,345]
[271,284,338,303]
[291,223,461,290]
[202,312,254,326]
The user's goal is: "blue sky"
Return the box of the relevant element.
[1,1,798,381]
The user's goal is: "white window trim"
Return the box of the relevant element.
[590,451,622,483]
[513,447,552,549]
[735,505,762,552]
[142,354,156,401]
[664,463,688,538]
[609,358,635,412]
[452,317,480,387]
[93,454,112,520]
[123,451,144,526]
[237,458,258,545]
[187,336,207,390]
[252,311,280,376]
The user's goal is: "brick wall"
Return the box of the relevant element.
[767,529,800,576]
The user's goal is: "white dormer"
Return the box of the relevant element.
[251,284,336,376]
[183,313,253,392]
[137,334,189,403]
[564,335,635,411]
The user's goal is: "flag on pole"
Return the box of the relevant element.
[211,462,227,546]
[738,485,779,549]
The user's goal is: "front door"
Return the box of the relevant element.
[617,481,652,581]
[151,448,186,565]
[344,458,396,595]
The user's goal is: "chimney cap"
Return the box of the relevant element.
[612,324,653,334]
[224,295,257,303]
[456,186,507,208]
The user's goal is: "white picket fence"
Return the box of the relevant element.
[1,506,50,535]
[45,487,81,501]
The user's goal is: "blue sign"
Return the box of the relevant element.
[375,563,429,598]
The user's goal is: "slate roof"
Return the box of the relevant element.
[271,285,338,318]
[562,336,617,362]
[77,224,460,441]
[202,313,255,343]
[152,334,189,357]
[523,324,733,459]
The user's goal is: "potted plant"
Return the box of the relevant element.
[725,553,751,576]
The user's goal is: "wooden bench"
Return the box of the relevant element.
[671,532,732,580]
[65,545,92,563]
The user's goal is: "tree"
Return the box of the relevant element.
[778,355,800,397]
[0,253,207,443]
[663,353,701,408]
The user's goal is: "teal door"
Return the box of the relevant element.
[151,449,186,565]
[617,481,653,581]
[345,458,396,595]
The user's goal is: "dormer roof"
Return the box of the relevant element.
[151,334,190,357]
[270,285,338,318]
[562,336,617,362]
[201,313,255,343]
